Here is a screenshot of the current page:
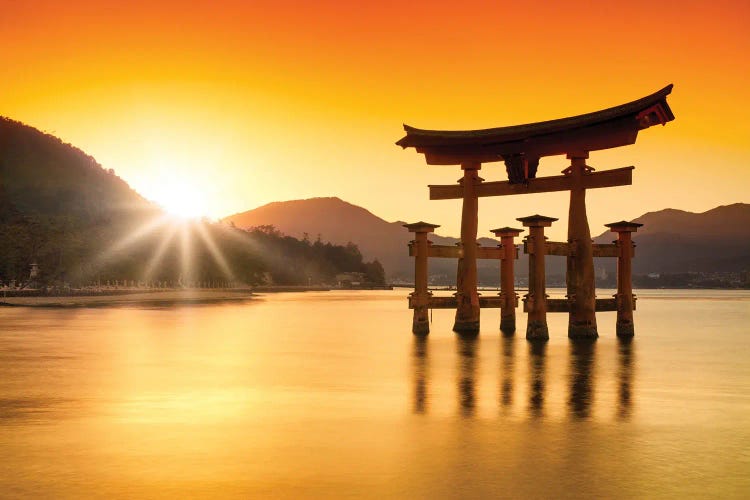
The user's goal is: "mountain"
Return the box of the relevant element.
[0,117,160,283]
[0,117,154,219]
[226,197,750,281]
[0,118,383,287]
[223,197,501,280]
[593,203,750,274]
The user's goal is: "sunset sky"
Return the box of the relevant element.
[2,0,748,239]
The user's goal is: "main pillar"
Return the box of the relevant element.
[453,163,482,334]
[565,153,598,339]
[405,222,440,335]
[491,227,523,335]
[518,215,557,340]
[605,221,643,337]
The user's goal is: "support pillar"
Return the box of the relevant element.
[491,227,524,335]
[564,153,598,339]
[404,222,440,335]
[518,215,557,340]
[605,221,643,337]
[453,163,482,334]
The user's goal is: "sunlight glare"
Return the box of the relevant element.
[157,181,210,219]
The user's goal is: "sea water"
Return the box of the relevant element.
[1,290,748,498]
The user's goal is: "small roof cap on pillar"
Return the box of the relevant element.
[605,221,643,232]
[490,226,524,237]
[403,221,440,233]
[516,214,558,227]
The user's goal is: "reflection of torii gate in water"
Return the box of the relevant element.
[399,85,675,339]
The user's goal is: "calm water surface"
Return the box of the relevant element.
[1,289,749,498]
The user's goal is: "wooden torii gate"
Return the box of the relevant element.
[398,85,675,338]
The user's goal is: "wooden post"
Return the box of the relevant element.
[518,215,557,340]
[565,153,598,339]
[491,227,524,335]
[404,222,440,335]
[605,221,643,337]
[454,163,482,334]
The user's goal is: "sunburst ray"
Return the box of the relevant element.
[140,222,180,284]
[195,222,236,283]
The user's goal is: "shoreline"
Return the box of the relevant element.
[0,289,258,308]
[0,285,403,308]
[0,285,391,308]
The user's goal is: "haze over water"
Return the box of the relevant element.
[1,290,748,498]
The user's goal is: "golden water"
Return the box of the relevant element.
[1,290,749,498]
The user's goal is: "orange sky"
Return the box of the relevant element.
[2,0,749,238]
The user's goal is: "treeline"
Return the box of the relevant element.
[0,213,385,287]
[633,272,749,289]
[0,116,384,288]
[244,225,384,285]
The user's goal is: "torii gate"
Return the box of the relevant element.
[398,85,675,338]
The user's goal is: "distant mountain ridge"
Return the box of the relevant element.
[223,197,499,279]
[594,203,750,274]
[226,198,750,279]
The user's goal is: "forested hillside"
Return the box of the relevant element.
[0,118,383,287]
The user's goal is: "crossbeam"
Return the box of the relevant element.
[429,166,633,200]
[522,297,631,313]
[408,296,633,311]
[408,295,503,309]
[523,241,620,258]
[408,244,516,260]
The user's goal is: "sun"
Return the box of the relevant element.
[155,181,210,219]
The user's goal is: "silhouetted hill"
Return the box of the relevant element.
[0,117,153,220]
[0,117,160,283]
[226,197,750,282]
[225,197,403,276]
[224,196,500,280]
[594,203,750,274]
[0,118,383,287]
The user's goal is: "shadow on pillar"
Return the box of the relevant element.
[456,333,478,418]
[453,294,480,334]
[616,337,634,421]
[412,335,430,414]
[500,337,515,410]
[500,317,516,337]
[453,251,480,333]
[616,319,635,338]
[412,298,431,336]
[568,339,596,420]
[528,341,547,419]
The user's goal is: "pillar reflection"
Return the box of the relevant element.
[617,337,634,420]
[412,336,430,414]
[456,333,478,417]
[568,340,597,419]
[500,337,515,410]
[527,341,547,418]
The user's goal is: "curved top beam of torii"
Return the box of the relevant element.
[396,84,675,182]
